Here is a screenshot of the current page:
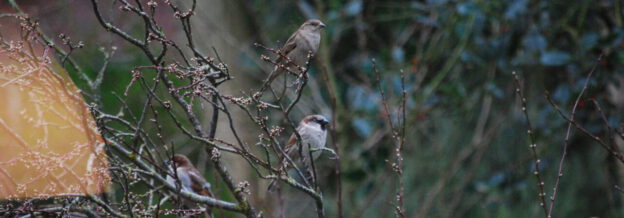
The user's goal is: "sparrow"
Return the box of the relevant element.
[268,114,330,191]
[259,19,326,93]
[165,154,213,217]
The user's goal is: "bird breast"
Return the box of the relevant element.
[300,31,320,54]
[166,167,193,193]
[298,123,327,160]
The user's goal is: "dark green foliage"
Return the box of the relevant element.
[249,0,624,217]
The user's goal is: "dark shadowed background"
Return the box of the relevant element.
[2,0,624,217]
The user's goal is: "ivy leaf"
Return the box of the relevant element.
[540,51,571,66]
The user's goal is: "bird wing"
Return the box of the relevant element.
[188,169,212,197]
[275,31,299,64]
[274,133,298,169]
[284,133,297,154]
[284,124,306,160]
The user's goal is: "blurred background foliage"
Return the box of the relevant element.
[7,0,624,217]
[246,0,624,217]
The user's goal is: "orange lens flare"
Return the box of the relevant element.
[0,51,110,199]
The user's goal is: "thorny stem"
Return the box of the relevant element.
[546,54,602,218]
[512,71,548,217]
[372,59,406,217]
[545,95,624,163]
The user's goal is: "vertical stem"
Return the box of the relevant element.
[320,64,343,218]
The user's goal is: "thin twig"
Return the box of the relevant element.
[546,54,603,218]
[511,71,548,216]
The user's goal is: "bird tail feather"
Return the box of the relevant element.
[267,179,279,192]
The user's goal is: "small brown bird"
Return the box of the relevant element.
[259,19,326,93]
[268,115,330,191]
[166,154,213,197]
[166,154,213,217]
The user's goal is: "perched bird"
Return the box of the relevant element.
[259,19,326,93]
[165,154,213,217]
[268,114,330,191]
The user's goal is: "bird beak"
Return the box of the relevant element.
[319,22,326,28]
[320,119,330,126]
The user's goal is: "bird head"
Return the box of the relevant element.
[302,114,330,131]
[171,154,192,167]
[301,19,326,32]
